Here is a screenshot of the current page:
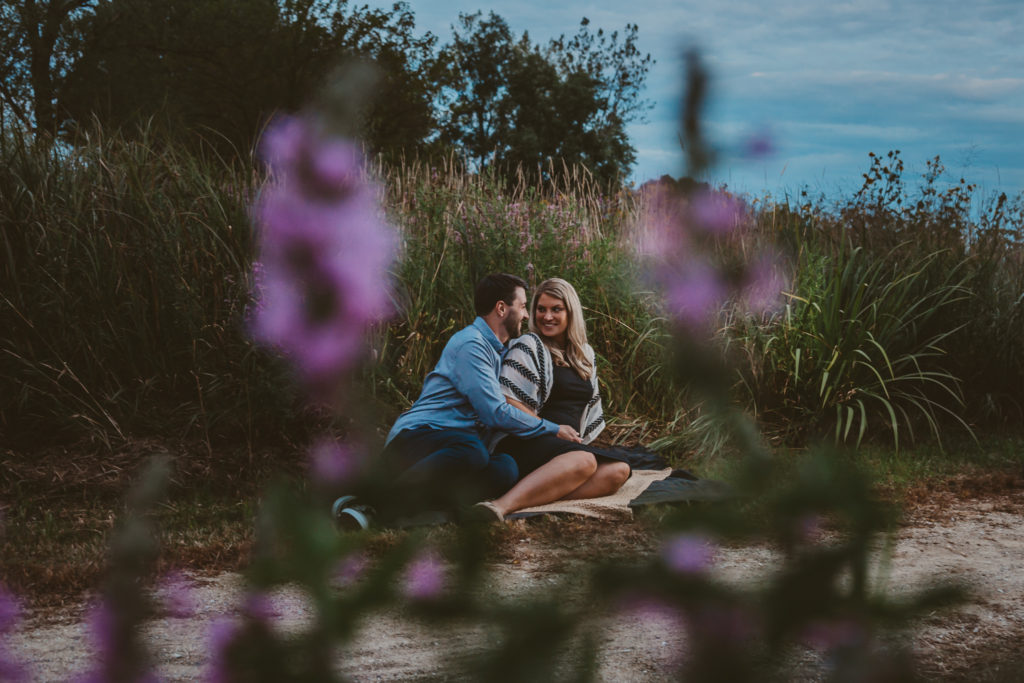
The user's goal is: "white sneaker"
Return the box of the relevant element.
[331,496,373,531]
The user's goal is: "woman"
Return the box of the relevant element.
[475,278,632,520]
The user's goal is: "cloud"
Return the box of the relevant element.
[362,0,1024,195]
[782,121,930,142]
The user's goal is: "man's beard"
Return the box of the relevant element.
[503,314,522,338]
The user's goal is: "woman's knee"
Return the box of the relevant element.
[606,461,631,488]
[569,451,598,478]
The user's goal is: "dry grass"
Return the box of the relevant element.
[0,438,291,607]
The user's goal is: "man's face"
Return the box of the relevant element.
[502,287,529,338]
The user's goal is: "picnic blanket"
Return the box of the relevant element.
[507,467,674,521]
[506,446,734,521]
[393,447,731,527]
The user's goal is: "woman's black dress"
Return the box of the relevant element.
[497,365,630,477]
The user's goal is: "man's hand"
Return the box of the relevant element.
[556,424,582,443]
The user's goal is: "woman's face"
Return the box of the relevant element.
[534,293,568,343]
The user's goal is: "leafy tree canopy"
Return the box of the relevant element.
[1,2,652,185]
[439,12,652,187]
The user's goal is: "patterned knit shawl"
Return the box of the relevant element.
[499,332,605,443]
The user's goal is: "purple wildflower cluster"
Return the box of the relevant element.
[800,617,866,652]
[308,437,361,487]
[0,585,28,682]
[740,128,775,159]
[333,552,369,587]
[158,571,197,619]
[683,602,760,659]
[250,115,396,394]
[617,593,686,633]
[403,549,446,601]
[206,593,279,683]
[661,532,716,574]
[74,599,159,683]
[638,185,788,332]
[450,197,595,264]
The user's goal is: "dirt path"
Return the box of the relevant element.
[8,490,1024,681]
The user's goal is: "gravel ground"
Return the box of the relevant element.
[7,487,1024,681]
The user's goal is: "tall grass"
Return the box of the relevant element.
[0,126,305,449]
[734,245,970,449]
[365,157,676,427]
[3,125,1023,460]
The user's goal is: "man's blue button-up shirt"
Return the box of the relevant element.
[386,317,559,445]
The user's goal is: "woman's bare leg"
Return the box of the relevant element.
[491,451,597,516]
[562,461,631,500]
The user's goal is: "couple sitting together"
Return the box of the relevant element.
[333,273,632,528]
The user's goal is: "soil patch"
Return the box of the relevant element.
[7,482,1024,681]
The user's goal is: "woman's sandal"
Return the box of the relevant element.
[467,500,505,524]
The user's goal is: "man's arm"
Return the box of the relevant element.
[505,396,580,442]
[506,396,535,416]
[452,338,562,439]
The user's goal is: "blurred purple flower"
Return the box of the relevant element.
[205,617,240,683]
[204,594,279,683]
[403,550,445,601]
[0,652,29,683]
[250,115,396,392]
[306,139,361,194]
[334,552,369,587]
[687,604,757,644]
[75,600,160,683]
[636,188,688,258]
[85,600,117,661]
[801,618,866,651]
[614,594,686,671]
[159,571,196,619]
[798,514,824,543]
[662,533,716,574]
[309,438,358,486]
[0,586,20,632]
[689,190,745,235]
[741,129,774,159]
[742,256,788,315]
[241,593,279,621]
[0,586,28,683]
[617,594,685,631]
[639,187,730,332]
[664,262,726,331]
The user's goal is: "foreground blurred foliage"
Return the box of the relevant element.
[2,54,1012,682]
[61,437,964,680]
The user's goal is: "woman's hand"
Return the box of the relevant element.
[556,424,582,443]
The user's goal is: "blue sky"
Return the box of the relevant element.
[363,1,1023,200]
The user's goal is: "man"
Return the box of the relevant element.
[334,273,580,528]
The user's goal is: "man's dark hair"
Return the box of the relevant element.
[474,273,528,316]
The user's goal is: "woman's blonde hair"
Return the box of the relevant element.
[529,278,593,380]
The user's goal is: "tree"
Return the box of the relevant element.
[436,12,516,168]
[3,0,440,154]
[326,2,441,156]
[60,0,301,151]
[439,12,652,187]
[0,0,98,136]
